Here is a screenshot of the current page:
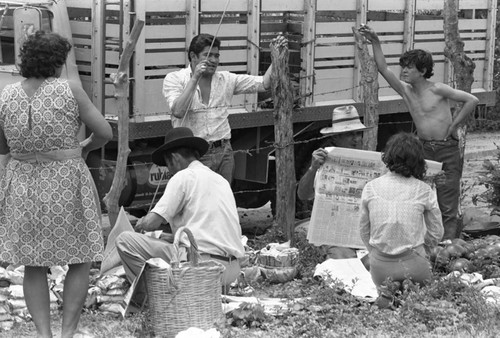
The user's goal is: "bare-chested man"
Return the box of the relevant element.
[359,25,479,240]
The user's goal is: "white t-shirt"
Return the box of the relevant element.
[152,160,245,258]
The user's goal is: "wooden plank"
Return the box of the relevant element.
[133,0,147,121]
[144,52,186,67]
[414,32,486,41]
[144,41,187,50]
[69,21,92,35]
[66,0,92,9]
[314,45,356,59]
[246,0,260,110]
[354,20,406,34]
[200,0,247,12]
[143,49,248,66]
[314,59,355,68]
[416,0,489,10]
[301,0,316,107]
[91,0,105,113]
[415,18,487,31]
[482,0,497,91]
[315,68,354,92]
[144,25,187,39]
[368,0,406,11]
[315,36,358,45]
[71,37,92,46]
[199,23,248,37]
[261,0,304,12]
[317,0,356,11]
[186,0,199,65]
[142,79,165,114]
[316,22,370,35]
[403,0,416,51]
[352,0,368,103]
[145,0,186,12]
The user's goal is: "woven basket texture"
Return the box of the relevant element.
[145,227,225,337]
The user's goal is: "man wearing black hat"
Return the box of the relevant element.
[115,127,245,288]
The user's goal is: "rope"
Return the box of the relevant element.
[179,0,231,127]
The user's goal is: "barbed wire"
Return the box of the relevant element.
[118,77,494,120]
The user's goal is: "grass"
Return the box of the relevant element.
[3,226,500,337]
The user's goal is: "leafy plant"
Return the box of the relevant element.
[472,147,500,213]
[227,302,269,328]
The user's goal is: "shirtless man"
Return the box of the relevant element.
[359,25,479,240]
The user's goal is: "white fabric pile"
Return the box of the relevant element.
[0,265,59,332]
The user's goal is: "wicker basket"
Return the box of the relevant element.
[145,227,225,337]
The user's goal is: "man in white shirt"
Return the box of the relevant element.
[163,33,287,183]
[115,127,245,288]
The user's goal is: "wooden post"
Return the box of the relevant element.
[301,0,316,107]
[103,19,145,227]
[246,0,260,111]
[443,0,475,163]
[352,27,379,151]
[270,39,296,245]
[353,0,368,103]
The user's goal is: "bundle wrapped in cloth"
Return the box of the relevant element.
[257,242,299,283]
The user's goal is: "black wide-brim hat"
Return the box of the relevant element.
[151,127,209,166]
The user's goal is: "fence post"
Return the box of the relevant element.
[270,39,296,244]
[352,27,379,151]
[103,19,144,227]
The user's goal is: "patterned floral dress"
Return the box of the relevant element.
[0,78,104,266]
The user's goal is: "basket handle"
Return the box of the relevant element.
[172,226,200,268]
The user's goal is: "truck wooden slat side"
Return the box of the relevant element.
[0,0,496,214]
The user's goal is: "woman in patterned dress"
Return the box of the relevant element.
[0,31,112,337]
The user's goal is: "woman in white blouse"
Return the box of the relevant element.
[359,132,444,308]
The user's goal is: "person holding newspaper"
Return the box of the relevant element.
[297,105,371,259]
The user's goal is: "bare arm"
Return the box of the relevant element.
[134,212,165,233]
[297,148,328,200]
[423,189,444,247]
[359,25,406,96]
[433,83,479,137]
[359,187,373,252]
[69,80,112,157]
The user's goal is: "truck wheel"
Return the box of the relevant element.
[86,151,137,211]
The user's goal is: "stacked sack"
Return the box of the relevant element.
[92,273,130,316]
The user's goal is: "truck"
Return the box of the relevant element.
[0,0,496,217]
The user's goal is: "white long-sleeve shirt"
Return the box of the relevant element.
[359,171,444,255]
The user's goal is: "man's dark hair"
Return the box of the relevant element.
[164,147,201,163]
[381,132,427,180]
[19,31,72,78]
[399,49,434,79]
[188,34,221,61]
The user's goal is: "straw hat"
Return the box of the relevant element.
[320,105,370,135]
[151,127,209,166]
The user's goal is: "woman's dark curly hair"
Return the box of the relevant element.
[19,31,72,78]
[399,49,434,79]
[381,132,427,180]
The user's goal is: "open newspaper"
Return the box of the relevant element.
[307,147,442,248]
